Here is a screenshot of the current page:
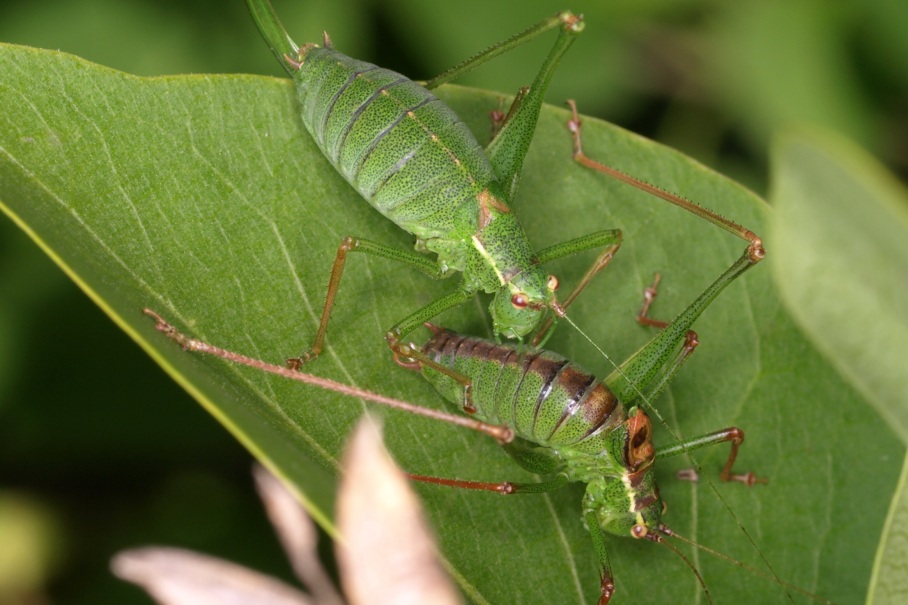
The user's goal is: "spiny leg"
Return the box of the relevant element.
[389,326,478,415]
[628,276,764,486]
[142,309,513,444]
[405,424,572,493]
[406,473,569,495]
[656,427,767,486]
[556,239,622,315]
[459,12,583,198]
[606,250,757,405]
[565,100,765,264]
[423,12,580,91]
[421,10,583,189]
[584,512,616,605]
[488,89,529,141]
[634,272,699,353]
[289,236,459,369]
[537,93,764,349]
[420,11,584,197]
[566,98,763,382]
[530,230,624,347]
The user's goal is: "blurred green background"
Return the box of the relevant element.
[1,0,905,603]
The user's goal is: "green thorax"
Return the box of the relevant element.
[583,466,663,538]
[461,188,556,338]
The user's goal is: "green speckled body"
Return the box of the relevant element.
[422,329,636,481]
[420,328,667,542]
[247,2,595,345]
[294,49,489,245]
[292,46,545,298]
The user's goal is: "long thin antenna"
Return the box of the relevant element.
[143,309,514,445]
[661,526,838,605]
[648,532,712,605]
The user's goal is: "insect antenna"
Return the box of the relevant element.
[658,526,839,605]
[142,309,514,445]
[645,528,712,605]
[560,313,797,603]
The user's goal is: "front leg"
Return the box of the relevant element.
[656,427,767,486]
[583,512,616,605]
[531,229,623,347]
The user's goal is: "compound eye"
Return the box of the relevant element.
[547,275,559,291]
[631,524,648,539]
[511,293,529,309]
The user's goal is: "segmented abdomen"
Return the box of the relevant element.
[293,47,495,241]
[421,330,626,455]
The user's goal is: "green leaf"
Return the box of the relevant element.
[770,131,908,605]
[771,131,908,441]
[0,43,896,605]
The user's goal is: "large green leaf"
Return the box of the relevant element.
[771,131,908,605]
[0,44,896,604]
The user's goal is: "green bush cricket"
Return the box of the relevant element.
[244,0,764,373]
[143,271,834,604]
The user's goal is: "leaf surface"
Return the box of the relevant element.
[771,131,908,605]
[0,44,896,605]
